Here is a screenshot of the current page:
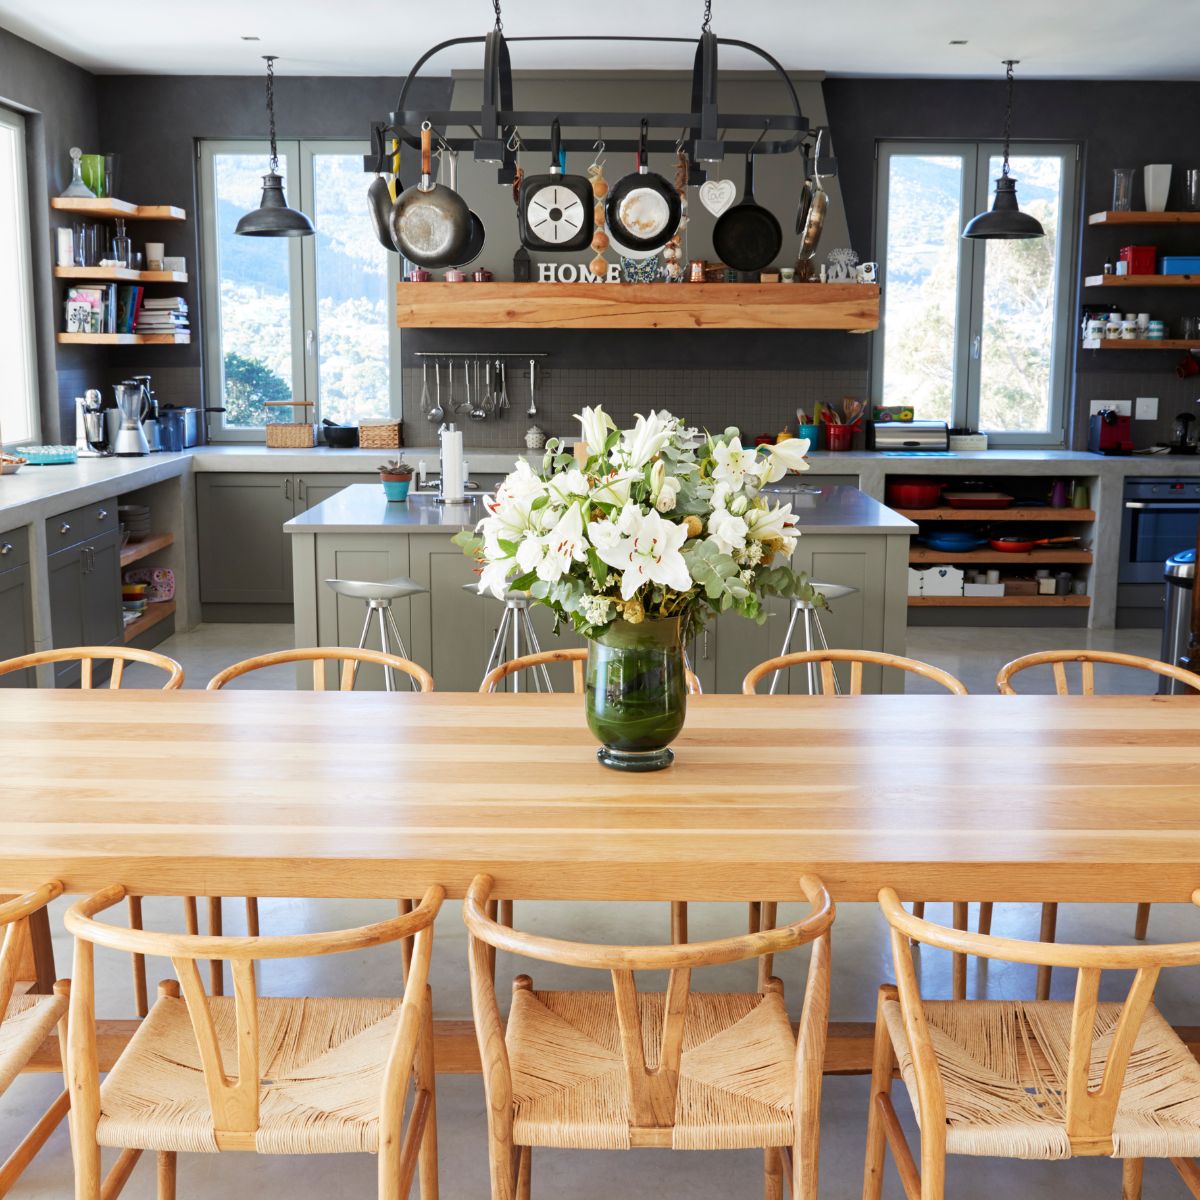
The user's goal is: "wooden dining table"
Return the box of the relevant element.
[4,687,1200,1077]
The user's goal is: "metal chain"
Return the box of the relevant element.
[264,55,279,172]
[1000,59,1016,177]
[492,0,503,31]
[702,0,713,31]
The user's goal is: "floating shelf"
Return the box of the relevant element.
[122,599,176,643]
[57,332,190,345]
[55,267,187,283]
[51,197,186,221]
[909,547,1093,565]
[120,532,174,569]
[909,595,1090,608]
[1083,274,1200,287]
[395,281,881,331]
[1085,339,1200,351]
[1088,211,1200,225]
[895,507,1096,523]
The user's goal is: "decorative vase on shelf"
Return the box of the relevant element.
[585,616,687,772]
[59,147,96,199]
[1144,164,1172,213]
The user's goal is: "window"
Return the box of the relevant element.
[873,141,1078,445]
[0,106,40,446]
[199,140,399,439]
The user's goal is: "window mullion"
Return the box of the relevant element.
[955,145,983,430]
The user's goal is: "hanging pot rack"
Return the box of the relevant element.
[365,29,837,185]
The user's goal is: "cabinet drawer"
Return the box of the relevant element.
[46,500,118,549]
[0,528,30,570]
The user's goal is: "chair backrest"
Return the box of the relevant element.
[879,886,1200,1154]
[481,648,703,695]
[0,647,183,689]
[996,649,1200,695]
[742,649,967,696]
[0,882,62,1022]
[65,884,444,1145]
[207,646,434,692]
[464,873,832,1142]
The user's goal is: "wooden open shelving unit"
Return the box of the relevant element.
[55,266,187,284]
[120,532,174,569]
[1088,211,1200,225]
[895,506,1095,523]
[57,332,190,346]
[1084,274,1200,287]
[1085,339,1200,351]
[909,595,1090,608]
[395,281,880,331]
[51,197,186,221]
[122,599,176,643]
[909,546,1093,565]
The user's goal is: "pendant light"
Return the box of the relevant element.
[236,55,314,237]
[962,60,1044,241]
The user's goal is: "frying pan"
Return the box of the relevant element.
[605,119,681,253]
[712,152,782,273]
[367,127,397,252]
[389,124,470,268]
[446,150,485,267]
[989,536,1081,553]
[797,130,828,266]
[518,119,593,252]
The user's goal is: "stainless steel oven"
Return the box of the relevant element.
[1120,478,1200,585]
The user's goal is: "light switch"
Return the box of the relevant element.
[1090,400,1132,417]
[1135,396,1159,420]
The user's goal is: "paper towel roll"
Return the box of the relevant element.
[441,427,464,502]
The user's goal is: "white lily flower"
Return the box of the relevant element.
[589,505,692,601]
[576,406,615,457]
[515,503,589,584]
[591,468,638,508]
[546,468,589,507]
[707,507,748,555]
[614,410,672,471]
[478,556,516,599]
[711,435,756,493]
[649,460,666,503]
[746,500,799,557]
[761,437,812,483]
[496,458,547,506]
[655,477,680,513]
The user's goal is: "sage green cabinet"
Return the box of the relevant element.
[0,532,34,686]
[46,527,122,687]
[314,534,413,662]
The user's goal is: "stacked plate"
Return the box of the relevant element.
[118,503,151,539]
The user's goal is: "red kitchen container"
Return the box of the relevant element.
[1119,245,1156,275]
[885,477,944,508]
[824,423,856,452]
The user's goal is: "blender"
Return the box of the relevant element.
[112,381,150,456]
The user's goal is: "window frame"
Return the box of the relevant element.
[198,138,401,442]
[0,105,41,448]
[872,139,1080,448]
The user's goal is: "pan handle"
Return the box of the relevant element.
[549,118,562,170]
[420,123,432,179]
[372,126,388,175]
[638,118,649,171]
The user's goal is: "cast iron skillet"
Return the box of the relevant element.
[389,123,470,268]
[368,127,398,252]
[713,153,782,274]
[605,119,681,253]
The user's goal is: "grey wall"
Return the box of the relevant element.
[0,26,102,441]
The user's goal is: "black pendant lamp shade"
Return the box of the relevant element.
[963,61,1044,242]
[236,56,314,238]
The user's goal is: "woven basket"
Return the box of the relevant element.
[358,422,403,450]
[266,422,317,449]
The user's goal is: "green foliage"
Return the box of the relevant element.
[222,352,291,427]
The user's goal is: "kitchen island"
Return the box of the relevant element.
[286,482,916,692]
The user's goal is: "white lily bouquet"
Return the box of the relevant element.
[455,405,817,642]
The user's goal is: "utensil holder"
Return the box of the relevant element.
[824,422,855,452]
[796,422,822,449]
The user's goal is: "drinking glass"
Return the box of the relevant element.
[1112,167,1136,212]
[103,154,120,201]
[80,154,106,198]
[1186,169,1200,212]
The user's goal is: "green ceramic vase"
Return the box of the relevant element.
[585,616,687,771]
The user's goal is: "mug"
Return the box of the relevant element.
[1085,319,1106,341]
[1120,320,1138,340]
[779,267,795,283]
[856,261,878,283]
[144,241,165,270]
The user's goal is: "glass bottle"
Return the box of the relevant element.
[59,146,96,199]
[1111,168,1136,212]
[112,218,131,268]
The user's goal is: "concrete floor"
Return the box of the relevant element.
[11,621,1194,1198]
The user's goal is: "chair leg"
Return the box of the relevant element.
[499,899,514,930]
[127,896,149,1018]
[416,987,439,1200]
[1170,1157,1200,1198]
[156,1151,176,1200]
[764,1147,784,1200]
[208,898,224,995]
[398,898,414,985]
[1037,902,1058,1001]
[245,897,260,937]
[1134,903,1151,941]
[1122,1158,1143,1200]
[910,900,925,946]
[515,1146,531,1200]
[977,901,993,936]
[183,896,199,935]
[952,901,968,1001]
[862,988,897,1200]
[758,901,778,991]
[671,900,688,944]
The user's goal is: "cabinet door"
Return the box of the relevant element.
[83,529,123,648]
[295,474,375,513]
[47,546,87,686]
[0,565,35,686]
[197,474,295,604]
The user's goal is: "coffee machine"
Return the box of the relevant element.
[1169,411,1197,455]
[75,389,110,456]
[112,381,150,457]
[1088,408,1134,456]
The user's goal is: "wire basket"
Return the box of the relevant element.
[358,422,403,450]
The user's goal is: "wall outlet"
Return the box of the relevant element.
[1135,396,1159,420]
[1090,400,1132,417]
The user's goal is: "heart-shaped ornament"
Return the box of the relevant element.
[698,178,736,217]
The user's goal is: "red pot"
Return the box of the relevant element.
[885,478,944,509]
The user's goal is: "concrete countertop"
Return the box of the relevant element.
[803,448,1200,477]
[188,444,539,475]
[284,483,916,537]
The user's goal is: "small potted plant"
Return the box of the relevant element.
[378,457,414,502]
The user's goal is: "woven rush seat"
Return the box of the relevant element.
[882,997,1200,1160]
[507,987,796,1151]
[97,995,403,1155]
[0,993,67,1093]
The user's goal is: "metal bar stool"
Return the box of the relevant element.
[325,576,427,691]
[464,585,553,692]
[770,582,858,694]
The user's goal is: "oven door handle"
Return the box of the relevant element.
[1124,501,1200,511]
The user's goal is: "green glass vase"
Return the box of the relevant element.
[585,616,687,771]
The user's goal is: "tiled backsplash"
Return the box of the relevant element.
[399,366,869,449]
[1076,366,1200,450]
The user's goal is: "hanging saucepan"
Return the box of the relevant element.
[368,127,397,252]
[389,123,470,268]
[605,119,681,252]
[446,149,486,267]
[518,119,593,251]
[712,151,782,273]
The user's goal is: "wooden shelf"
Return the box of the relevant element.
[1085,339,1200,351]
[895,507,1096,523]
[55,267,187,283]
[395,281,880,331]
[909,547,1093,565]
[909,595,1090,608]
[57,332,190,345]
[122,599,176,643]
[120,532,174,569]
[1084,274,1200,287]
[1088,211,1200,225]
[51,197,186,221]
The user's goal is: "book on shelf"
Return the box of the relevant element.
[115,286,144,334]
[64,285,116,334]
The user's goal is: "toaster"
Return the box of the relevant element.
[866,420,950,452]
